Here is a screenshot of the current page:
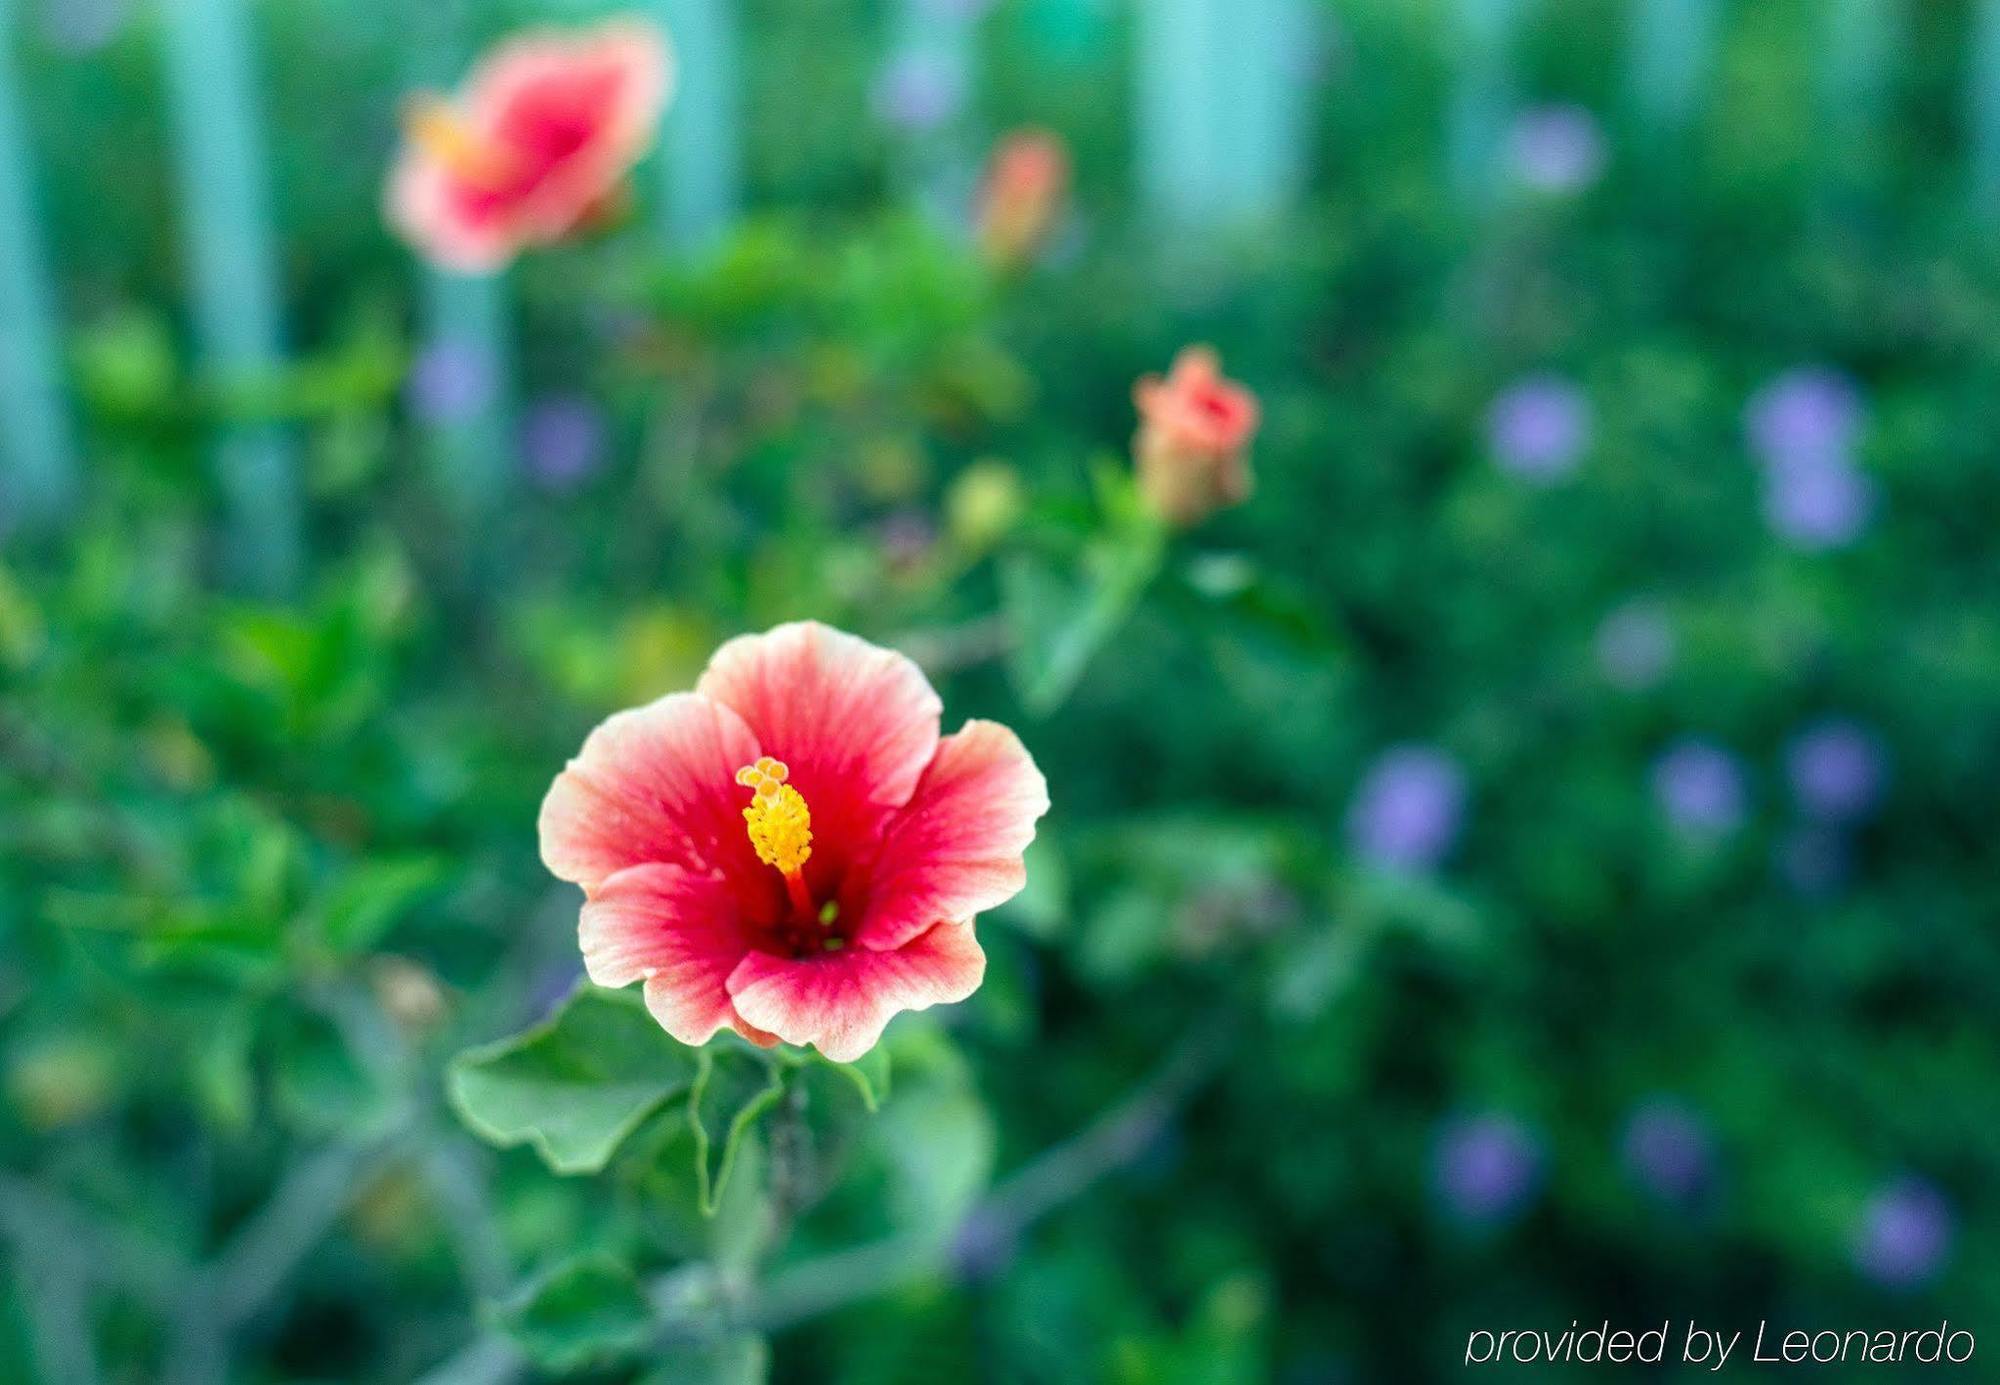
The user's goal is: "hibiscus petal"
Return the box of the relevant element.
[697,622,943,881]
[580,862,763,1047]
[385,158,516,274]
[856,720,1050,951]
[539,692,764,894]
[725,923,985,1064]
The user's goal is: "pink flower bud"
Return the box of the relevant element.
[1131,346,1260,526]
[975,128,1070,268]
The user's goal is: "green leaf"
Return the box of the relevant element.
[1001,504,1164,716]
[448,985,700,1175]
[640,1335,770,1385]
[315,854,447,957]
[690,1043,786,1215]
[817,1046,891,1112]
[270,1006,395,1136]
[494,1255,652,1372]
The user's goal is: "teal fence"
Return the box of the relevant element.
[0,0,1986,582]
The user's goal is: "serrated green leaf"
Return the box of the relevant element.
[448,985,699,1175]
[494,1255,652,1372]
[691,1043,786,1216]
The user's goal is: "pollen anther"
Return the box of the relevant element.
[738,758,812,878]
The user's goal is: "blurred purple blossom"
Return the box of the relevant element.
[1434,1113,1544,1227]
[1621,1098,1714,1205]
[1507,104,1606,194]
[1853,1178,1954,1290]
[1763,454,1875,551]
[1786,718,1887,822]
[872,51,964,132]
[1652,738,1747,837]
[521,396,606,491]
[876,509,938,571]
[1778,825,1852,898]
[1745,367,1861,468]
[1595,601,1676,691]
[1346,745,1466,873]
[407,340,497,425]
[1486,374,1590,482]
[41,0,126,50]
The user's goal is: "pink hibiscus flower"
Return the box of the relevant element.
[976,128,1070,268]
[540,622,1049,1063]
[1132,346,1260,526]
[388,17,672,273]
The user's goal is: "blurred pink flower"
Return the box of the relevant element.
[976,128,1069,268]
[1132,346,1260,526]
[539,622,1048,1062]
[388,18,672,273]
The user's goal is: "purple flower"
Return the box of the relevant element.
[1486,374,1590,482]
[407,340,497,425]
[1853,1178,1953,1290]
[1763,454,1875,551]
[1434,1113,1544,1227]
[1777,825,1851,898]
[872,51,964,132]
[1346,745,1467,873]
[521,396,606,491]
[42,0,126,49]
[1507,104,1606,194]
[1746,367,1861,468]
[1595,600,1675,691]
[1786,719,1886,822]
[876,510,938,571]
[1621,1099,1714,1205]
[1652,738,1747,837]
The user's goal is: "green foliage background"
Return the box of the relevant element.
[4,0,2000,1380]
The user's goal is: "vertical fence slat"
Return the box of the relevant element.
[411,0,514,518]
[1815,0,1901,206]
[888,0,976,220]
[1972,0,2000,217]
[0,0,77,529]
[420,273,515,518]
[1216,0,1313,218]
[1626,0,1719,140]
[1445,0,1521,203]
[159,0,298,593]
[654,0,741,248]
[1136,0,1217,224]
[1136,0,1311,226]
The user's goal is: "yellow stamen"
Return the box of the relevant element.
[404,96,518,187]
[738,758,815,917]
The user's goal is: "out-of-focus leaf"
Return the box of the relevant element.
[878,1072,995,1239]
[314,854,447,957]
[448,985,699,1175]
[494,1255,652,1372]
[270,1007,395,1136]
[640,1334,770,1385]
[818,1046,891,1112]
[690,1043,786,1215]
[1003,469,1166,715]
